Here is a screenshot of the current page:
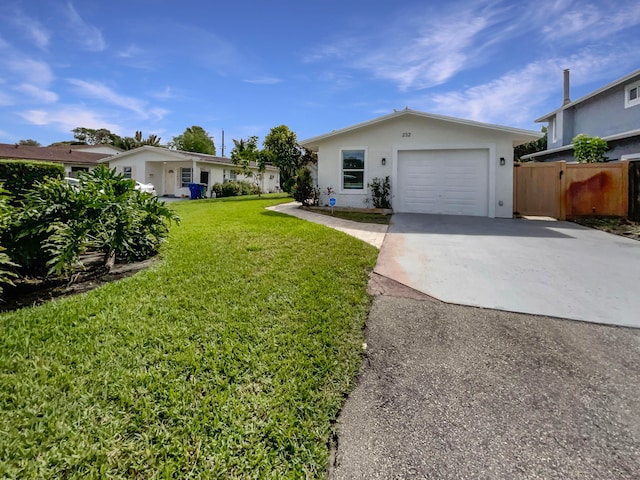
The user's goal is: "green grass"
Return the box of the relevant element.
[0,195,379,479]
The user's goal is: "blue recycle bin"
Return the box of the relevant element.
[188,183,205,199]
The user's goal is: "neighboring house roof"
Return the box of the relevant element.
[300,108,543,149]
[0,143,110,165]
[535,69,640,122]
[521,127,640,160]
[68,144,124,154]
[101,145,279,171]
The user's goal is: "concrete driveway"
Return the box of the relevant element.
[375,213,640,328]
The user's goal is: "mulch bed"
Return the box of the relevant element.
[570,217,640,241]
[1,255,157,313]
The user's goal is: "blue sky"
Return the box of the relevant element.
[0,0,639,150]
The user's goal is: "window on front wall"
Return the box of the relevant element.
[341,149,365,190]
[122,166,132,179]
[181,167,192,188]
[625,80,640,108]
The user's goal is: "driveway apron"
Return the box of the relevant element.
[374,213,640,328]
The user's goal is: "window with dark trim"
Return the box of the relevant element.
[341,149,365,190]
[181,167,192,187]
[122,166,132,179]
[625,80,640,108]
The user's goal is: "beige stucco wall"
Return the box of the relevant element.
[313,115,519,218]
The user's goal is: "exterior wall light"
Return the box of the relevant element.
[381,157,386,165]
[500,157,506,166]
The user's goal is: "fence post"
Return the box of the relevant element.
[558,162,567,220]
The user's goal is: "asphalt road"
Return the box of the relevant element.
[330,278,640,479]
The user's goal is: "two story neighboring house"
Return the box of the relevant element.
[523,69,640,162]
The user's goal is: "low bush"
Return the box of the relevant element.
[213,181,260,198]
[368,176,391,209]
[1,166,179,279]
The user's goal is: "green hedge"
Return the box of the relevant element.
[212,180,260,198]
[0,160,65,202]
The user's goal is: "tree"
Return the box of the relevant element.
[263,125,304,192]
[292,167,319,206]
[514,126,547,162]
[572,134,609,163]
[72,127,121,145]
[231,136,267,195]
[169,126,215,154]
[18,139,41,147]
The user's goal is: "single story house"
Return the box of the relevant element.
[0,143,112,177]
[524,69,640,162]
[300,108,541,218]
[102,146,280,197]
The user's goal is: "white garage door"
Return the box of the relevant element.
[396,149,489,216]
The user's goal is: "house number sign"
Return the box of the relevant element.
[402,132,411,137]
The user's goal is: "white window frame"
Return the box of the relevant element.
[339,147,367,194]
[122,166,132,179]
[180,167,192,188]
[549,116,557,143]
[625,80,640,108]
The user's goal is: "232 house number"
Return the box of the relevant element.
[402,132,411,137]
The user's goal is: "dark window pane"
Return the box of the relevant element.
[343,171,364,189]
[342,150,365,169]
[630,87,638,101]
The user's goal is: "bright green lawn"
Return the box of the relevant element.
[0,194,378,479]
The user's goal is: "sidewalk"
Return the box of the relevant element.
[266,202,387,249]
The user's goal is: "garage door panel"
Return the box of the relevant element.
[397,150,489,216]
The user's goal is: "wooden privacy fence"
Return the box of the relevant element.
[513,161,630,220]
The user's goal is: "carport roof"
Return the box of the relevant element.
[300,108,543,150]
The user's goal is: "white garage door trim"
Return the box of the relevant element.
[393,145,496,217]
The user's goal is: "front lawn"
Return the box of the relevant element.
[0,195,379,478]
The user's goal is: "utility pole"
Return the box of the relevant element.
[221,129,225,157]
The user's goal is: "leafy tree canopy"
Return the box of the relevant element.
[263,125,304,192]
[514,126,547,162]
[572,134,609,163]
[18,139,41,147]
[169,126,215,155]
[72,127,119,146]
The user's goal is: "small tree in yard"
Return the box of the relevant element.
[572,134,609,163]
[231,136,266,195]
[292,167,319,206]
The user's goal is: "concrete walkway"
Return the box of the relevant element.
[266,202,388,249]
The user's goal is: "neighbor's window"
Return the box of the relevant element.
[549,115,557,143]
[341,149,365,190]
[625,80,640,108]
[181,167,192,188]
[230,170,237,181]
[122,166,132,179]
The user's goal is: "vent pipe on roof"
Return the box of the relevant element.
[563,69,571,105]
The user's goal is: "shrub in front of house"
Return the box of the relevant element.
[0,165,179,281]
[0,160,64,204]
[212,181,260,198]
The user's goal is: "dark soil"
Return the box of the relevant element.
[1,255,158,313]
[571,217,640,241]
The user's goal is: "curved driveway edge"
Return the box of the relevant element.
[375,213,640,328]
[266,202,387,249]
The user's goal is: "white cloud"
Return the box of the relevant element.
[64,2,106,51]
[7,58,54,87]
[541,0,640,41]
[420,47,636,127]
[150,86,179,100]
[68,79,146,116]
[19,105,121,133]
[12,10,50,49]
[242,77,282,85]
[304,2,509,91]
[117,44,143,59]
[14,83,58,103]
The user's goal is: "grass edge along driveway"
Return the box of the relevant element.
[0,195,379,479]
